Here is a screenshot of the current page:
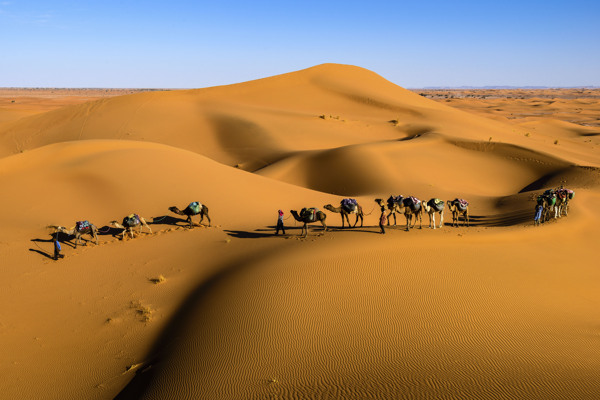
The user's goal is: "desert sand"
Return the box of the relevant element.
[1,64,599,399]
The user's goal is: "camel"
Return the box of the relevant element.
[324,199,364,228]
[447,199,469,227]
[290,208,327,238]
[169,201,211,227]
[422,198,445,229]
[402,196,424,231]
[559,189,575,216]
[537,190,557,222]
[110,214,152,239]
[48,221,99,247]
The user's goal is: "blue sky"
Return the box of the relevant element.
[1,0,598,88]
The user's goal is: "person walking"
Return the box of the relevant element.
[379,206,387,234]
[534,204,543,226]
[275,209,286,235]
[53,233,64,260]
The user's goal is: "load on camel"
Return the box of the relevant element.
[110,214,152,239]
[422,198,445,229]
[324,198,364,228]
[169,201,211,227]
[48,220,99,247]
[290,208,327,238]
[447,199,469,227]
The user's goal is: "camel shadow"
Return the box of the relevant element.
[151,215,189,226]
[224,230,276,239]
[31,232,76,248]
[97,225,122,237]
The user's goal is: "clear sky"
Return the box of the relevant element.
[1,0,598,88]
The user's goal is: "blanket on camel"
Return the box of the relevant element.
[76,220,91,232]
[300,208,318,222]
[341,198,358,213]
[186,201,202,215]
[123,214,140,227]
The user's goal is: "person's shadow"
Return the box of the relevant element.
[30,232,71,259]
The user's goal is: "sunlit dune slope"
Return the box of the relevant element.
[0,64,558,168]
[0,139,336,244]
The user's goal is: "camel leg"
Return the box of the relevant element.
[439,211,444,229]
[387,211,394,226]
[75,232,80,248]
[320,220,327,233]
[141,218,152,234]
[204,211,211,227]
[430,213,435,229]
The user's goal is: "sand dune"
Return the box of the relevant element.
[2,64,600,399]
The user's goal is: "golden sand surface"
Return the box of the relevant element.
[1,65,599,399]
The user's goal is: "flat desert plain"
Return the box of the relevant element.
[1,64,599,400]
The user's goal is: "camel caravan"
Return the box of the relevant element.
[45,187,575,253]
[48,201,212,248]
[534,187,575,226]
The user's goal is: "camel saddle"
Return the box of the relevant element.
[187,201,202,214]
[76,220,91,232]
[300,207,317,222]
[430,198,444,212]
[387,195,403,206]
[341,198,358,213]
[124,214,140,227]
[454,199,469,211]
[404,196,421,212]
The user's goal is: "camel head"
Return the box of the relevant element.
[110,221,125,229]
[323,204,336,212]
[374,198,384,208]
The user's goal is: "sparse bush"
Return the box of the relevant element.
[149,275,166,284]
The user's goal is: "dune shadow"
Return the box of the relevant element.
[443,210,533,227]
[114,246,293,399]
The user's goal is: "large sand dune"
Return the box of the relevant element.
[1,64,599,399]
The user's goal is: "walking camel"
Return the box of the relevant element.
[169,201,211,227]
[422,198,445,229]
[110,214,152,239]
[447,199,469,227]
[324,199,364,228]
[290,208,327,238]
[402,196,424,231]
[48,221,99,247]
